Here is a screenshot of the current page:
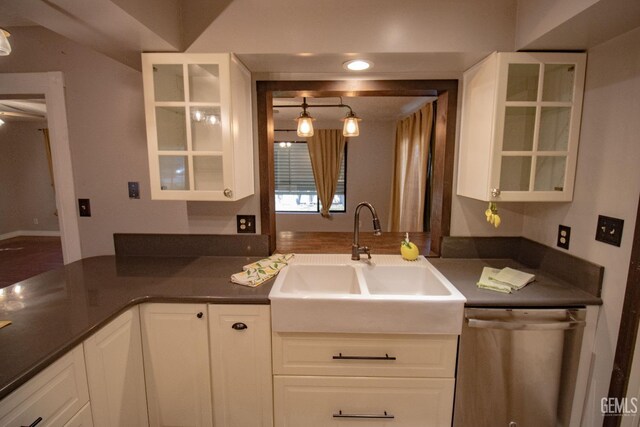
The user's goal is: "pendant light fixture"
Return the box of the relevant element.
[342,110,361,137]
[275,97,361,138]
[295,98,315,137]
[0,29,11,56]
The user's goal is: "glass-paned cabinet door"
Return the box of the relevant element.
[493,53,585,201]
[143,54,234,200]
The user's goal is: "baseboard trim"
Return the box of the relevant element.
[0,230,62,241]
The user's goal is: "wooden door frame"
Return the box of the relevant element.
[606,195,640,426]
[256,80,458,255]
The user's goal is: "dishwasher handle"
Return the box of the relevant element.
[466,314,585,331]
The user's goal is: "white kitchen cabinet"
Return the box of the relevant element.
[141,53,254,201]
[274,376,454,427]
[83,307,148,427]
[457,52,586,202]
[0,345,89,427]
[140,303,212,427]
[208,305,273,427]
[272,332,457,427]
[63,403,93,427]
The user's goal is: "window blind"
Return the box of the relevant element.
[274,142,345,195]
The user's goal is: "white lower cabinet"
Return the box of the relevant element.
[274,376,454,427]
[272,332,457,427]
[83,306,148,427]
[0,345,90,427]
[140,303,212,427]
[209,305,273,427]
[64,403,93,427]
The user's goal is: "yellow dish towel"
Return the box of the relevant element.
[231,253,294,287]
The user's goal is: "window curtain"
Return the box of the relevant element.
[307,129,346,217]
[389,103,433,231]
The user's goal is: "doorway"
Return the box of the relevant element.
[256,80,457,255]
[0,72,81,273]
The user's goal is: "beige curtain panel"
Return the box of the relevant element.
[307,129,346,217]
[389,103,434,232]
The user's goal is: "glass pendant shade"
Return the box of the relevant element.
[296,112,314,137]
[342,112,361,137]
[0,30,11,56]
[0,118,5,126]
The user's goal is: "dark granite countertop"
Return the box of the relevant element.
[429,258,603,307]
[0,247,603,401]
[0,255,271,400]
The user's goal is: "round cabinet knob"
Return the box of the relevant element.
[232,322,248,330]
[196,312,203,319]
[490,188,501,197]
[224,188,233,198]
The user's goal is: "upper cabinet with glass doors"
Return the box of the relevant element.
[142,53,254,201]
[457,52,586,202]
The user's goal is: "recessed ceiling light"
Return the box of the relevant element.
[343,59,373,71]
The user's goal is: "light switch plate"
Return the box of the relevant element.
[237,215,256,233]
[78,199,91,217]
[128,182,140,199]
[595,215,624,247]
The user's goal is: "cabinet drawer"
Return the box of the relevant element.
[274,376,454,427]
[0,345,90,427]
[63,403,93,427]
[273,332,457,378]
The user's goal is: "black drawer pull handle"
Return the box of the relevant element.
[333,353,396,361]
[196,312,203,319]
[22,417,43,427]
[232,322,248,330]
[333,410,394,419]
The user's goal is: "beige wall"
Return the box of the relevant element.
[188,0,516,54]
[0,26,261,256]
[275,120,395,232]
[0,120,59,236]
[521,27,640,426]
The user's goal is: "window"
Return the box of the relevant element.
[274,141,346,212]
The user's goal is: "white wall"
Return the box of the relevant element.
[275,120,395,232]
[0,26,261,257]
[520,27,640,426]
[0,120,59,236]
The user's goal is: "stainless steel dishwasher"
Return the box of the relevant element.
[453,308,586,427]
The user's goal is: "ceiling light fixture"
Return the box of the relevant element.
[343,59,373,71]
[0,118,4,126]
[274,97,361,138]
[0,29,11,56]
[296,99,315,137]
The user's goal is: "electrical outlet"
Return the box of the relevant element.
[128,182,140,199]
[237,215,256,233]
[596,215,624,247]
[78,199,91,217]
[557,225,571,250]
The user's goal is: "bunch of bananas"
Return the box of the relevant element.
[485,202,501,228]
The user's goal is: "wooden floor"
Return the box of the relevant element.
[0,236,64,288]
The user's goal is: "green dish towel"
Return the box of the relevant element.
[476,266,536,293]
[477,267,513,293]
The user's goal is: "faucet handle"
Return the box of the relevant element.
[362,246,372,259]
